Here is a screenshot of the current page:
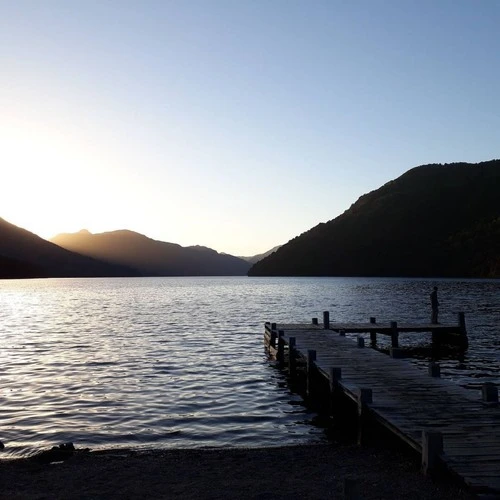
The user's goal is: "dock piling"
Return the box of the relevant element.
[270,330,277,349]
[422,431,443,474]
[390,321,399,348]
[312,317,318,325]
[356,388,373,445]
[323,311,330,329]
[428,363,441,378]
[369,317,377,344]
[288,337,296,377]
[482,382,498,404]
[277,330,285,365]
[458,312,466,335]
[306,349,317,397]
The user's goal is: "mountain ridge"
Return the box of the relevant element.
[248,160,500,278]
[50,229,252,276]
[0,218,139,279]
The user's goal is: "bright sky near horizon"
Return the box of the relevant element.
[1,1,499,256]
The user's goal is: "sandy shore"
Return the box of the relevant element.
[0,443,476,499]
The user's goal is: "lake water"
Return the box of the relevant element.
[0,277,498,458]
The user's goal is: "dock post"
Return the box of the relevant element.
[422,431,443,474]
[312,317,318,325]
[288,337,296,378]
[357,336,365,348]
[270,330,277,349]
[277,330,285,365]
[458,312,466,334]
[329,367,342,390]
[369,317,377,344]
[306,349,317,398]
[323,311,330,329]
[356,388,373,446]
[329,367,342,413]
[482,382,499,404]
[428,362,441,378]
[390,321,399,348]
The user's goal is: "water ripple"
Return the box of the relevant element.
[0,276,498,457]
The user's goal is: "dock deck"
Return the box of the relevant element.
[265,320,500,496]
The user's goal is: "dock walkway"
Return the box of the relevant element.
[265,321,500,496]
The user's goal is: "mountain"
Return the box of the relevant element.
[0,218,139,279]
[239,245,282,264]
[50,230,251,276]
[248,160,500,278]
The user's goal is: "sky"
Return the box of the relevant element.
[1,1,499,256]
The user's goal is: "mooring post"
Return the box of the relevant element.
[428,362,441,378]
[390,321,399,348]
[339,329,346,337]
[288,337,296,378]
[458,312,466,333]
[357,336,365,348]
[422,431,443,474]
[306,349,317,398]
[312,317,318,325]
[356,388,373,446]
[270,330,277,349]
[369,317,377,344]
[277,330,285,365]
[323,311,330,329]
[482,382,499,404]
[329,367,342,414]
[329,367,342,391]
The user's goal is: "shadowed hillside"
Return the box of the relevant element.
[0,218,139,279]
[249,160,500,278]
[239,246,281,264]
[51,230,251,276]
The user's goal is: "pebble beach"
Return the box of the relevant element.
[0,444,476,500]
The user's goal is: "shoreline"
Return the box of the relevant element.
[0,443,475,499]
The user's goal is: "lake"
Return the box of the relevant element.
[0,276,498,458]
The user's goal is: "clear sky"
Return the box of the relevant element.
[1,1,498,256]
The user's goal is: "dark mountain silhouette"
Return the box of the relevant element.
[51,230,251,276]
[0,218,139,279]
[239,245,282,264]
[249,160,500,278]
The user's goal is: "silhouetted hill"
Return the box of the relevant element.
[51,230,251,276]
[0,218,139,279]
[249,160,500,278]
[239,246,282,264]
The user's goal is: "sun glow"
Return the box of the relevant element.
[1,115,115,239]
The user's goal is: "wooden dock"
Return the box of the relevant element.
[317,311,468,348]
[264,316,500,497]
